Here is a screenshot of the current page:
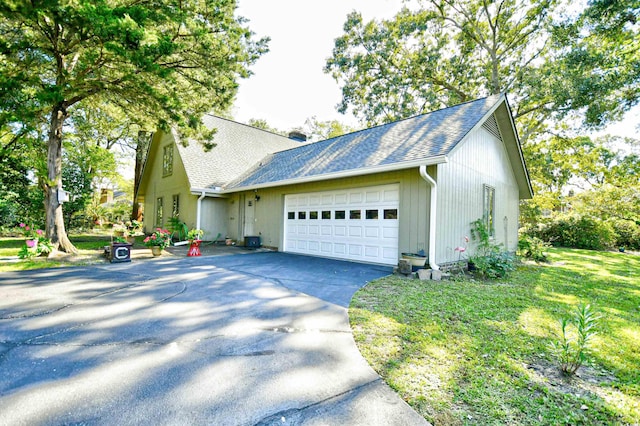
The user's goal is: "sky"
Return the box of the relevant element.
[232,0,639,139]
[232,0,404,132]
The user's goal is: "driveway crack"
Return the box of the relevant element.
[252,378,382,425]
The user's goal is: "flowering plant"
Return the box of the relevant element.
[19,223,44,240]
[143,228,172,249]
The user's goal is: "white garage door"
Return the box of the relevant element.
[284,184,399,265]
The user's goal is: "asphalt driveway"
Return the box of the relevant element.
[0,252,428,425]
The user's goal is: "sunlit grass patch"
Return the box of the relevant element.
[350,248,639,424]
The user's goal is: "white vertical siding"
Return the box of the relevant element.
[437,126,520,264]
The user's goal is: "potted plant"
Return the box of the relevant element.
[125,220,144,244]
[17,223,51,259]
[187,229,204,257]
[143,228,172,256]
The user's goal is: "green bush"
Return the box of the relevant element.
[534,214,615,250]
[469,219,516,279]
[517,234,550,262]
[610,219,640,250]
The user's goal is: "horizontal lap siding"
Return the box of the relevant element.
[437,127,520,264]
[230,169,430,260]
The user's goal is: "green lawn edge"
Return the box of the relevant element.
[349,248,639,425]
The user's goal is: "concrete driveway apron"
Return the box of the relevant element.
[0,252,428,425]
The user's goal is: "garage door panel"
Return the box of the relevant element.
[284,184,399,265]
[382,226,398,239]
[364,246,379,258]
[334,243,346,255]
[349,245,362,256]
[349,226,363,237]
[365,227,379,238]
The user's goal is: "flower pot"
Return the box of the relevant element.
[188,240,202,257]
[150,246,163,256]
[401,252,427,267]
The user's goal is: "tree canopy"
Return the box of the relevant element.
[0,0,267,252]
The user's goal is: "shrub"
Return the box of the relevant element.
[534,214,615,250]
[469,219,516,279]
[517,235,550,262]
[550,304,600,376]
[610,219,640,250]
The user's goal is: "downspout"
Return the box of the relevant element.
[196,191,206,230]
[419,165,440,271]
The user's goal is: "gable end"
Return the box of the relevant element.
[482,114,502,141]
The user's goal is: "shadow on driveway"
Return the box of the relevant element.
[0,252,428,425]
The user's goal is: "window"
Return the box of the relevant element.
[322,210,331,219]
[383,209,398,219]
[366,209,379,220]
[483,184,495,237]
[162,145,173,176]
[156,197,164,227]
[288,212,295,220]
[310,211,318,219]
[298,211,306,220]
[172,194,180,217]
[335,210,346,219]
[350,209,361,219]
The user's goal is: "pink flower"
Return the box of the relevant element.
[454,246,466,252]
[19,223,25,228]
[36,229,44,236]
[26,240,37,248]
[25,226,30,231]
[464,236,469,242]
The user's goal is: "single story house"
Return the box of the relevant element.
[136,94,532,268]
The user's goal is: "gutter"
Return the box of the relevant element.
[196,191,206,230]
[419,165,440,271]
[191,187,226,230]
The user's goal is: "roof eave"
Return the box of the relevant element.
[222,155,449,193]
[190,187,228,198]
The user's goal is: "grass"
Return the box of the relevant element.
[350,248,640,425]
[0,233,145,271]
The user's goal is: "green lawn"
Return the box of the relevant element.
[0,234,141,271]
[350,248,639,425]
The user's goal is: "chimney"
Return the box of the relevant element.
[288,130,307,142]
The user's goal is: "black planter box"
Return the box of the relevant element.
[109,242,132,263]
[244,236,261,249]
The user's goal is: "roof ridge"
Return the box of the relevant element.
[265,94,502,156]
[204,113,296,141]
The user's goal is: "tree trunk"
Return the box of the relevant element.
[131,130,151,221]
[45,105,77,254]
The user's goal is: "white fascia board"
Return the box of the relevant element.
[190,187,227,198]
[222,155,448,193]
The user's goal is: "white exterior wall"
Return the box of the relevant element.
[437,126,520,264]
[200,198,229,242]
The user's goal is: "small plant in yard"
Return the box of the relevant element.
[550,303,601,376]
[518,234,549,262]
[17,223,52,259]
[469,218,515,279]
[143,228,172,249]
